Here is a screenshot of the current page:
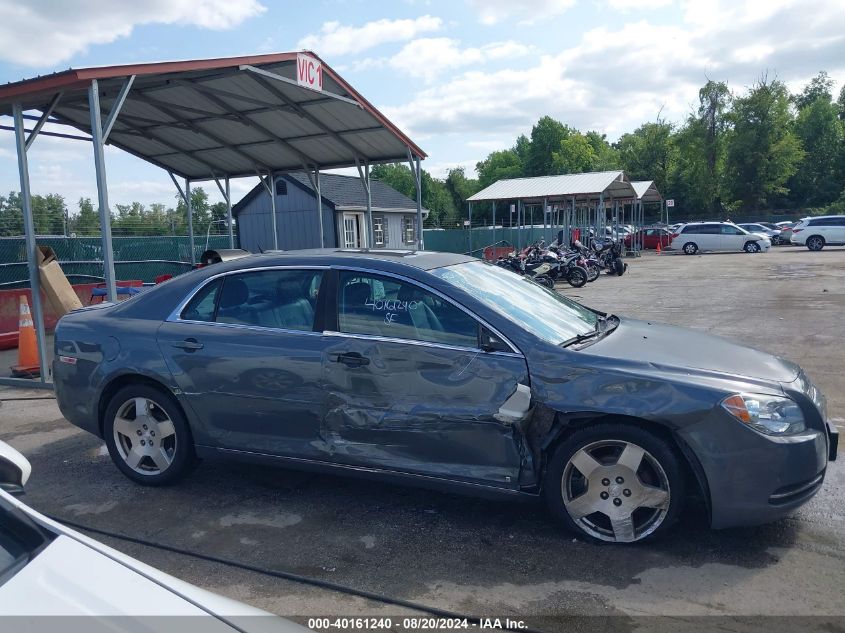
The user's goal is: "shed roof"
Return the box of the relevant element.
[233,172,429,216]
[0,52,425,180]
[466,170,636,203]
[631,180,663,202]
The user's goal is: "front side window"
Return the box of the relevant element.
[402,217,417,245]
[721,225,744,235]
[337,271,478,348]
[212,269,322,331]
[181,277,222,322]
[432,260,597,346]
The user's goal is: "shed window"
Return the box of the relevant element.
[373,216,387,247]
[275,180,287,196]
[402,216,417,245]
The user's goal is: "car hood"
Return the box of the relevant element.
[580,318,800,383]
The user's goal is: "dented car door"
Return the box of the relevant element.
[320,269,530,487]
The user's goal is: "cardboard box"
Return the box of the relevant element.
[36,246,83,316]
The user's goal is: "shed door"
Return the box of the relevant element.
[342,212,365,248]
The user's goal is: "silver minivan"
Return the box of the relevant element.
[673,222,771,254]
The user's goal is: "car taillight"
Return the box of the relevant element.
[792,228,803,233]
[671,233,679,239]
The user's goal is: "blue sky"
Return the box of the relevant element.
[1,0,843,212]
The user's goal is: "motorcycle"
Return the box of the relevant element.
[590,237,627,276]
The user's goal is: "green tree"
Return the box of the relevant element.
[724,77,804,210]
[526,116,571,176]
[476,149,523,189]
[175,186,212,235]
[0,192,23,236]
[793,71,834,110]
[370,163,416,199]
[617,119,675,194]
[789,94,843,206]
[551,132,597,174]
[73,197,100,236]
[584,131,620,170]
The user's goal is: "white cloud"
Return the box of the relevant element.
[297,15,443,58]
[388,38,532,82]
[0,0,266,67]
[386,0,845,143]
[608,0,673,10]
[466,0,575,26]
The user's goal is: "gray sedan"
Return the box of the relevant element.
[53,250,837,543]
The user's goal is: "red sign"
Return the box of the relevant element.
[297,53,323,91]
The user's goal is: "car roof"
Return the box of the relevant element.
[241,248,475,271]
[800,214,845,220]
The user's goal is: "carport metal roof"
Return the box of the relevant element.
[0,52,426,179]
[631,180,663,203]
[466,170,636,203]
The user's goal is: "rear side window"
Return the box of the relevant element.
[216,270,323,331]
[181,278,222,322]
[337,271,478,348]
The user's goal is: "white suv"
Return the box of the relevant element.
[790,215,845,251]
[672,221,771,254]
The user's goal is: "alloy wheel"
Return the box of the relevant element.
[807,236,824,251]
[683,243,697,255]
[112,397,178,475]
[561,439,671,543]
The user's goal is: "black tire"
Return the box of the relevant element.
[806,235,825,251]
[103,384,196,486]
[534,274,554,288]
[771,236,780,245]
[613,258,625,276]
[586,263,600,282]
[682,242,698,255]
[566,266,589,288]
[543,423,685,544]
[744,241,760,253]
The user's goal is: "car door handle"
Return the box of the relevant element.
[171,338,204,351]
[334,352,370,368]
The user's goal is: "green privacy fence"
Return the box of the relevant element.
[0,235,232,287]
[423,227,559,256]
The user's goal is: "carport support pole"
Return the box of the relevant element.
[186,180,195,264]
[269,173,278,250]
[364,164,373,249]
[415,155,423,250]
[491,201,496,250]
[315,168,324,248]
[226,177,234,249]
[87,81,118,303]
[468,202,473,255]
[12,103,49,383]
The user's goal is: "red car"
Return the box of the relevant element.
[624,227,674,249]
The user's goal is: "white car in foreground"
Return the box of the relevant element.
[790,215,845,250]
[0,441,303,632]
[672,221,771,254]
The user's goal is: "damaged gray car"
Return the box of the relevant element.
[53,250,838,543]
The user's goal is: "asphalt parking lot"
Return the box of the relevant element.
[1,246,843,628]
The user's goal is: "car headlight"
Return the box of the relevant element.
[721,393,806,435]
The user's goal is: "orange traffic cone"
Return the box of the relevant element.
[656,241,662,255]
[11,296,40,378]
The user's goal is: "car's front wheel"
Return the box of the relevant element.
[744,241,761,253]
[104,384,196,486]
[544,423,685,543]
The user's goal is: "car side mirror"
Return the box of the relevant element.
[479,327,510,353]
[0,441,31,496]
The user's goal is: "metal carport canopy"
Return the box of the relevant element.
[0,51,426,177]
[631,180,663,203]
[466,170,636,203]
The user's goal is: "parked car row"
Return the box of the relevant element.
[671,222,771,254]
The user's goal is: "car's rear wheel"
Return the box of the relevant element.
[807,235,825,251]
[682,242,698,255]
[566,266,589,288]
[544,423,684,543]
[744,241,761,253]
[104,384,195,486]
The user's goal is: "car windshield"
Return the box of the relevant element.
[431,260,598,345]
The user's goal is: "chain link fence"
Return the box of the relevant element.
[0,235,232,288]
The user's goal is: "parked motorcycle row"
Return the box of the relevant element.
[495,237,627,288]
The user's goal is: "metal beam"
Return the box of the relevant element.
[1,124,90,143]
[239,64,361,106]
[415,155,423,250]
[365,163,373,248]
[186,179,195,264]
[87,80,118,303]
[25,92,62,150]
[177,82,322,168]
[243,72,366,162]
[12,102,49,384]
[226,177,234,249]
[315,169,324,249]
[102,75,135,142]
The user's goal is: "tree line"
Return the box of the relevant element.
[374,72,845,227]
[0,188,230,237]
